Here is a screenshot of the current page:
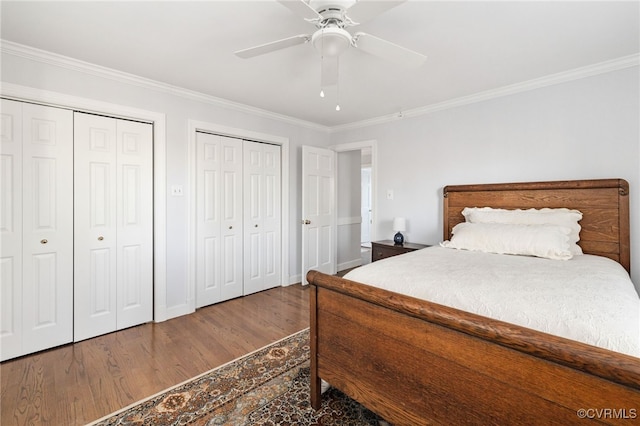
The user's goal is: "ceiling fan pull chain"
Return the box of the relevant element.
[320,29,326,98]
[336,56,341,112]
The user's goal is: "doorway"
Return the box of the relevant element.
[334,140,376,272]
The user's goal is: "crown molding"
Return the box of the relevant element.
[2,40,637,134]
[329,53,640,133]
[0,40,330,133]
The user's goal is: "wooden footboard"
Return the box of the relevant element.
[308,270,640,425]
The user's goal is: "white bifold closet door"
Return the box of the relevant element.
[1,99,74,361]
[195,132,244,307]
[73,112,153,342]
[243,140,281,295]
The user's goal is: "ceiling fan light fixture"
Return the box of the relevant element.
[312,27,351,57]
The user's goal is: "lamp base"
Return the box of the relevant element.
[393,232,404,246]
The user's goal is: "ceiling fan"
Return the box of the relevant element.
[235,0,427,88]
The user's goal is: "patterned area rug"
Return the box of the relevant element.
[90,328,385,425]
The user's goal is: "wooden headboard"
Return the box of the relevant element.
[443,179,630,273]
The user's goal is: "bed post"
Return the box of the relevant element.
[309,278,322,410]
[618,179,630,274]
[442,186,450,241]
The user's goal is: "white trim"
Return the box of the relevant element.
[337,216,362,226]
[187,119,291,311]
[0,82,169,323]
[329,53,640,132]
[0,40,329,133]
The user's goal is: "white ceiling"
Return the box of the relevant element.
[1,1,639,128]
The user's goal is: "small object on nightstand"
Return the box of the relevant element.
[371,240,430,262]
[393,217,406,245]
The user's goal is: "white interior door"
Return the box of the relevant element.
[115,119,153,329]
[22,102,74,354]
[243,141,281,295]
[74,113,152,341]
[74,113,118,341]
[259,143,281,290]
[1,100,74,360]
[0,99,23,360]
[196,133,243,307]
[301,145,336,284]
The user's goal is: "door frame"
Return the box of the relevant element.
[187,119,290,312]
[331,139,378,246]
[361,166,372,245]
[1,82,169,321]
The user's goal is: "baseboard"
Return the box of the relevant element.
[337,259,362,272]
[288,275,302,285]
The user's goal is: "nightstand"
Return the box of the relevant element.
[371,240,430,262]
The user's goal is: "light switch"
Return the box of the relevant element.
[171,185,184,196]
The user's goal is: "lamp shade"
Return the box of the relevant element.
[393,217,406,232]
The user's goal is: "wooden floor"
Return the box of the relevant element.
[0,284,310,426]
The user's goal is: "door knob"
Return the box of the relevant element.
[302,219,311,225]
[98,236,104,241]
[40,239,48,244]
[229,226,233,230]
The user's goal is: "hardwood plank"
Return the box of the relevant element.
[0,284,310,425]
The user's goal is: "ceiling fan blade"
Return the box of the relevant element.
[353,32,426,68]
[321,56,338,87]
[277,0,322,21]
[235,34,310,59]
[347,0,407,25]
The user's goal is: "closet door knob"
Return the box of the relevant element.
[254,224,258,228]
[229,226,233,229]
[98,236,104,241]
[40,239,48,244]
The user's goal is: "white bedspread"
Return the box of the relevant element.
[344,246,640,357]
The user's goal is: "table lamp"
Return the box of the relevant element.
[393,217,406,245]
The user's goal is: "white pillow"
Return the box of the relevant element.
[440,222,574,260]
[461,207,583,255]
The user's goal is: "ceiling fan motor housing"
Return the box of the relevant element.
[309,0,356,18]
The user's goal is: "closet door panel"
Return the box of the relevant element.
[0,99,24,360]
[243,142,263,295]
[243,141,281,295]
[196,133,243,306]
[196,133,222,307]
[74,113,118,342]
[116,120,153,329]
[261,144,281,289]
[21,103,74,353]
[220,137,243,301]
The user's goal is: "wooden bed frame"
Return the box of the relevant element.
[308,178,639,425]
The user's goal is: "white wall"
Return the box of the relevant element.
[330,67,640,291]
[1,50,332,318]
